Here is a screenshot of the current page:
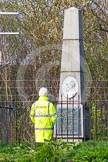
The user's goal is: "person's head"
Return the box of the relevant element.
[39,87,48,97]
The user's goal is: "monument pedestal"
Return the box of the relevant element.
[57,103,83,136]
[54,103,90,141]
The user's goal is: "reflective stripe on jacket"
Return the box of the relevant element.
[30,96,57,142]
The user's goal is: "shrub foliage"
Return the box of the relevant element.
[0,140,108,162]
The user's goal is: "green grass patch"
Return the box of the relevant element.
[0,140,108,162]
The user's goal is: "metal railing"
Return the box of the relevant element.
[0,80,107,144]
[0,99,108,144]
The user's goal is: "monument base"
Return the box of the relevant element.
[54,103,90,142]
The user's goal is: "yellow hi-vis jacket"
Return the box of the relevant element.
[30,96,57,142]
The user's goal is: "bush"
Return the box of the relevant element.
[65,140,108,162]
[0,140,108,162]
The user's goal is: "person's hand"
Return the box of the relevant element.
[7,60,11,64]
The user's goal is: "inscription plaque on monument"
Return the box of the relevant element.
[57,104,83,136]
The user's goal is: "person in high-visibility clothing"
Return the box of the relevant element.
[30,87,57,142]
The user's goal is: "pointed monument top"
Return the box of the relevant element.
[63,6,83,40]
[65,7,80,11]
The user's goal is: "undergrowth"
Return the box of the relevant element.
[0,140,108,162]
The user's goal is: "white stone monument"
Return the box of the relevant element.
[55,7,90,141]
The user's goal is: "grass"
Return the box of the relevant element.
[0,140,108,162]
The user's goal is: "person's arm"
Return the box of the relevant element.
[50,103,57,125]
[30,103,35,123]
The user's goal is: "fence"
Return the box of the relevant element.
[0,80,108,144]
[0,99,108,144]
[0,105,30,144]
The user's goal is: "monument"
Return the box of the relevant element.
[54,7,90,141]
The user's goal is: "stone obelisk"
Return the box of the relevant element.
[59,7,85,103]
[55,7,90,141]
